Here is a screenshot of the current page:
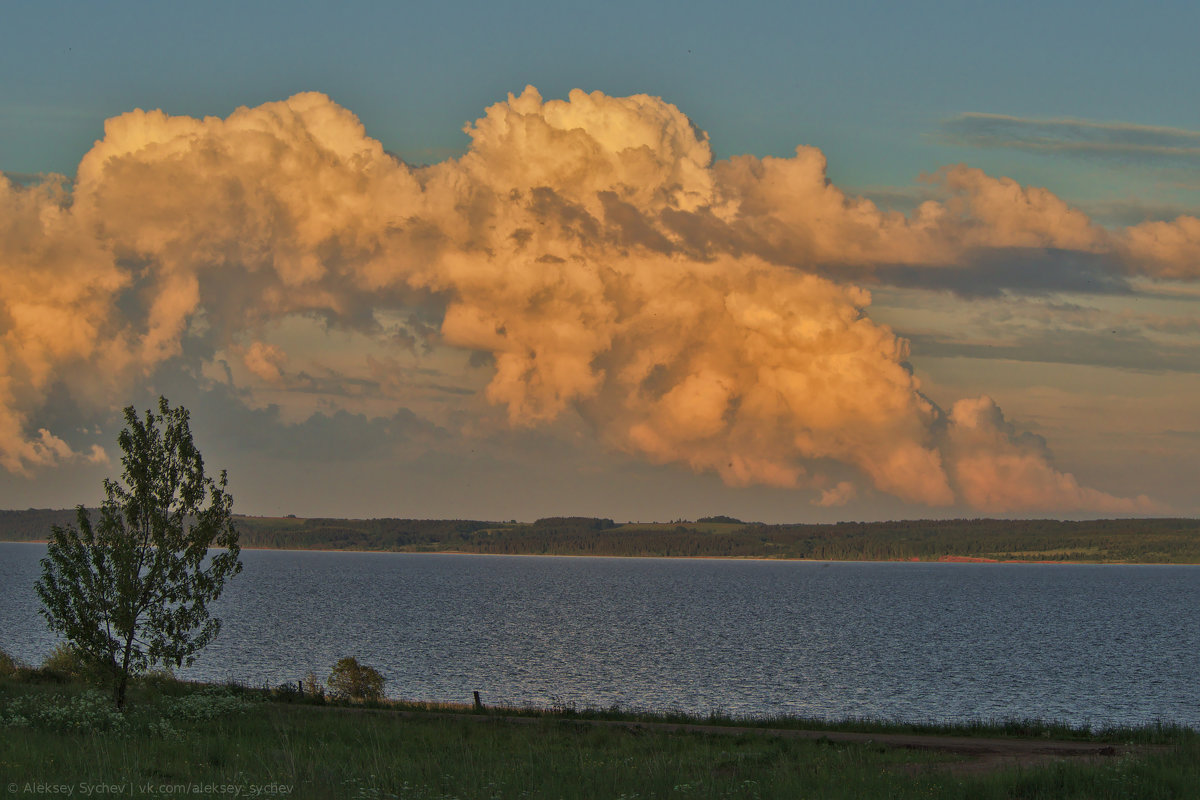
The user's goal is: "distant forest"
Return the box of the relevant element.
[4,509,1200,563]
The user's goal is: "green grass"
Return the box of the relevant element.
[2,676,1198,799]
[321,694,1191,746]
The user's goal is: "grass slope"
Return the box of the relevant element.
[2,677,1198,799]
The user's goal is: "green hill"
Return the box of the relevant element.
[5,510,1200,563]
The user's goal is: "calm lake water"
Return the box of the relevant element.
[3,542,1198,727]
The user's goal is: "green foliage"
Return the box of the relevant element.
[231,515,499,551]
[272,681,303,702]
[162,687,253,722]
[35,397,242,708]
[11,506,1200,562]
[40,642,108,683]
[0,682,250,741]
[128,515,1200,562]
[0,647,19,677]
[302,670,326,702]
[40,643,81,675]
[327,657,386,702]
[1,688,127,733]
[532,516,618,530]
[0,508,98,541]
[135,665,177,691]
[3,678,1198,799]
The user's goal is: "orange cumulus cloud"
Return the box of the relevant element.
[0,87,1186,511]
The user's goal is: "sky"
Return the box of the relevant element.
[1,1,1199,523]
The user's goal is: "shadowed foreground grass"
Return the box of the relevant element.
[2,678,1199,799]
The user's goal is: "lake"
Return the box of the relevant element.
[2,543,1198,727]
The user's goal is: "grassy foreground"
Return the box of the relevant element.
[2,677,1198,800]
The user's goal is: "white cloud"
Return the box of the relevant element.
[2,88,1189,511]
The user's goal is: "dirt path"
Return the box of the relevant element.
[320,704,1166,775]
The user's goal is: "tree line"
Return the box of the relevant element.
[431,517,1200,562]
[11,511,1197,563]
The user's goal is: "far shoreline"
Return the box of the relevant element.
[2,538,1193,566]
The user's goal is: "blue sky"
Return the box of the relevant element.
[1,1,1198,521]
[6,1,1198,191]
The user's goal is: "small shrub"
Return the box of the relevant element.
[1,689,126,733]
[163,687,252,722]
[327,657,385,702]
[22,666,70,684]
[136,666,183,694]
[273,681,302,702]
[303,670,325,699]
[41,642,108,683]
[146,718,185,740]
[0,647,20,678]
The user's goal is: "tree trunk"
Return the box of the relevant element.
[115,636,134,710]
[114,673,129,710]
